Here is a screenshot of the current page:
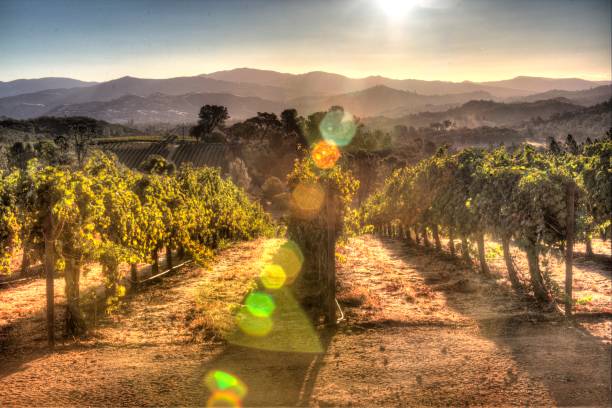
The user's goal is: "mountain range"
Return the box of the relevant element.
[0,68,609,124]
[363,99,588,130]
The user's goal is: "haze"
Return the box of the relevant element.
[0,0,610,82]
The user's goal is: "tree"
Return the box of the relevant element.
[229,158,251,191]
[138,154,176,175]
[8,142,35,170]
[191,105,229,142]
[281,108,307,148]
[69,124,94,168]
[565,134,580,155]
[548,137,562,155]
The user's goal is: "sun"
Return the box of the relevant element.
[376,0,414,18]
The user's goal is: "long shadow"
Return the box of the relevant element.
[190,284,336,407]
[0,256,180,382]
[379,236,611,407]
[194,327,335,407]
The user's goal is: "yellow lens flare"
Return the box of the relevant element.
[311,140,341,169]
[290,182,325,219]
[260,264,286,290]
[271,241,303,285]
[236,307,274,337]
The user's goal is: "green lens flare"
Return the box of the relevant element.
[245,292,276,317]
[204,370,247,400]
[319,109,356,147]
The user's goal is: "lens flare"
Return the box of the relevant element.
[204,370,247,399]
[319,109,356,147]
[260,264,286,289]
[236,307,274,337]
[228,287,324,353]
[245,292,276,317]
[311,140,341,169]
[207,391,242,408]
[290,182,325,219]
[271,241,303,284]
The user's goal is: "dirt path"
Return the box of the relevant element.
[310,236,611,407]
[0,239,271,407]
[0,236,610,407]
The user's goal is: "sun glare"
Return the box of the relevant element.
[376,0,414,18]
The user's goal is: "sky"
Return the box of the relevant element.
[0,0,610,82]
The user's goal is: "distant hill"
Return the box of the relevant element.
[514,85,612,106]
[291,85,495,118]
[205,68,608,98]
[206,68,526,98]
[0,69,608,122]
[0,77,96,98]
[46,92,284,124]
[363,98,584,130]
[0,76,291,119]
[34,86,495,123]
[517,100,612,142]
[482,76,610,93]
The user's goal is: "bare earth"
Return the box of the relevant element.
[0,236,610,407]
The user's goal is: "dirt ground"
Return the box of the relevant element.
[0,236,610,407]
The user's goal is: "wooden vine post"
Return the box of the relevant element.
[565,182,575,317]
[43,215,55,348]
[324,185,337,325]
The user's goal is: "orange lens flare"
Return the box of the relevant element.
[207,391,242,407]
[311,141,340,169]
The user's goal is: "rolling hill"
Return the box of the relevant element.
[45,92,284,124]
[290,85,495,118]
[514,85,612,106]
[0,77,97,98]
[0,75,292,119]
[205,68,608,98]
[0,69,608,124]
[363,98,585,130]
[482,76,610,93]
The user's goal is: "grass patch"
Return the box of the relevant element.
[187,239,283,340]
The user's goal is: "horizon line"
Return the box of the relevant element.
[1,67,611,84]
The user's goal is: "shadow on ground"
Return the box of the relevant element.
[198,328,335,406]
[379,236,611,407]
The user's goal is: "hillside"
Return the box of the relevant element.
[0,77,97,98]
[46,92,284,123]
[515,85,612,106]
[0,76,291,119]
[291,85,494,118]
[206,69,608,98]
[517,100,612,141]
[482,76,610,93]
[364,98,584,130]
